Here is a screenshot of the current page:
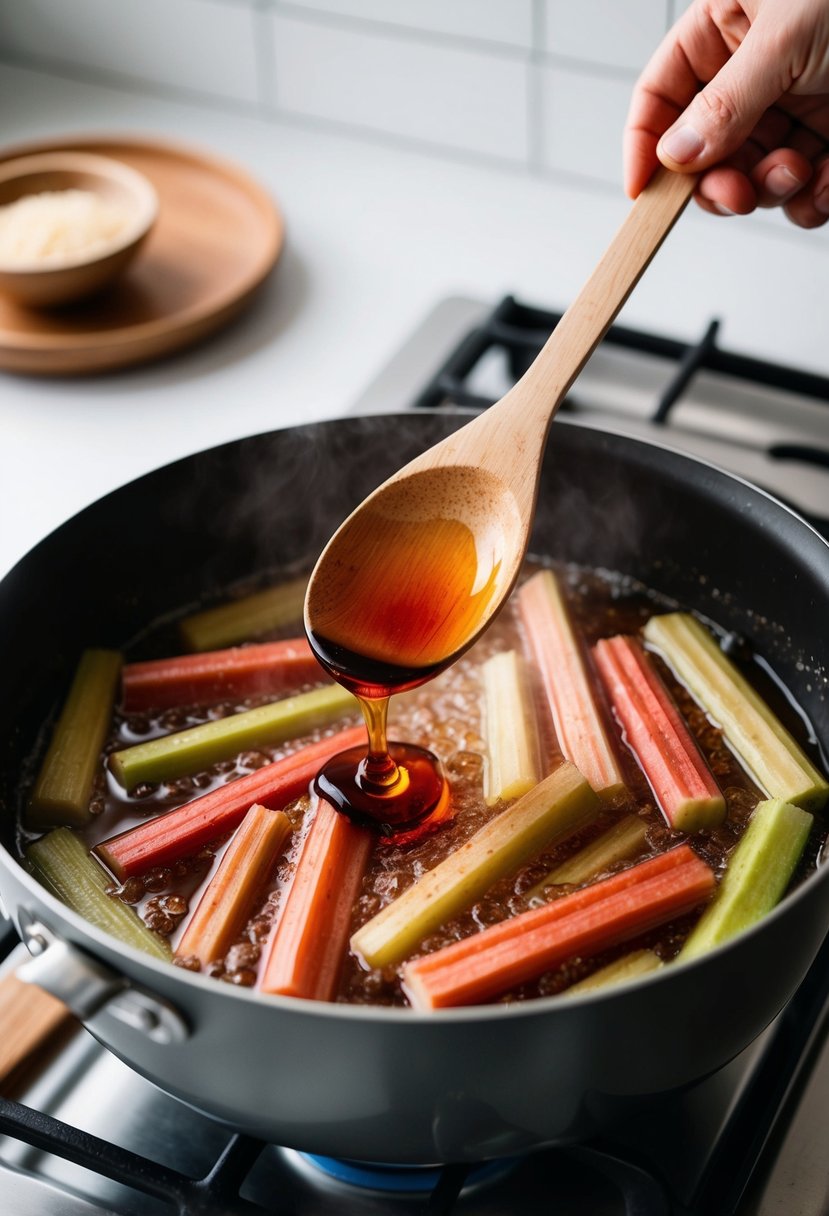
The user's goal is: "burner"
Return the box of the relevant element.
[294,1152,518,1194]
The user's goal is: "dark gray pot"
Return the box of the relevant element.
[0,415,827,1163]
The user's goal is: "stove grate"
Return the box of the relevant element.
[411,294,829,421]
[0,1096,268,1215]
[0,1084,480,1214]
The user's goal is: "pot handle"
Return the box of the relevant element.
[16,917,189,1045]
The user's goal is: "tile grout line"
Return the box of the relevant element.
[527,0,546,174]
[253,0,277,115]
[269,0,531,61]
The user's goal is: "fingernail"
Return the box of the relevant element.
[764,164,805,198]
[814,185,829,215]
[660,124,705,164]
[711,202,736,216]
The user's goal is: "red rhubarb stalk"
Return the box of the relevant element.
[95,725,365,880]
[122,638,323,712]
[260,797,373,1002]
[176,803,292,968]
[594,634,725,832]
[518,570,625,799]
[402,844,714,1009]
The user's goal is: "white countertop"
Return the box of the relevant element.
[1,62,827,579]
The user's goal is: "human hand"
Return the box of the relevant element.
[624,0,829,227]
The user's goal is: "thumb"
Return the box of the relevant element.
[658,25,790,171]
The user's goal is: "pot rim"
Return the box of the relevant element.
[3,414,828,1024]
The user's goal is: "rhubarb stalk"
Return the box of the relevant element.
[518,570,626,799]
[351,761,600,969]
[96,724,366,879]
[644,613,829,811]
[27,828,171,961]
[122,638,323,712]
[481,650,540,805]
[526,814,648,901]
[594,634,725,832]
[179,578,307,651]
[29,649,122,830]
[565,949,663,995]
[679,797,813,961]
[176,803,292,967]
[402,845,715,1010]
[260,797,373,1001]
[110,684,356,791]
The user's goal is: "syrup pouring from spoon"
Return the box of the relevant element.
[305,168,697,835]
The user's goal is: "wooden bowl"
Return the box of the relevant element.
[0,152,158,308]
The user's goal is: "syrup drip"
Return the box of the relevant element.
[313,703,449,835]
[309,476,513,836]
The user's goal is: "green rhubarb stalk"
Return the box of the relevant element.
[28,649,122,830]
[179,577,307,651]
[110,684,357,791]
[679,797,813,961]
[644,614,829,811]
[526,814,648,902]
[482,650,540,806]
[27,828,171,961]
[351,761,600,969]
[565,949,663,995]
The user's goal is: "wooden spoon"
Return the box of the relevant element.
[306,168,696,688]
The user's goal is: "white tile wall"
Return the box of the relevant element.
[267,13,530,163]
[0,0,261,104]
[0,0,681,183]
[276,0,534,50]
[538,64,631,186]
[542,0,668,72]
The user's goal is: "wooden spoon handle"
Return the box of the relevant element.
[409,169,696,507]
[0,970,77,1093]
[512,167,697,431]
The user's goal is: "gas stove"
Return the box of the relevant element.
[2,296,829,1215]
[354,295,829,528]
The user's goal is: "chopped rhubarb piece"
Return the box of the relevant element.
[566,949,663,995]
[680,798,813,961]
[527,814,648,901]
[402,845,715,1010]
[122,638,323,712]
[594,634,725,832]
[518,570,626,799]
[176,804,292,968]
[644,613,829,811]
[28,649,122,830]
[27,829,171,961]
[179,578,307,651]
[351,761,600,969]
[482,650,540,805]
[260,797,373,1001]
[96,724,365,879]
[110,684,356,791]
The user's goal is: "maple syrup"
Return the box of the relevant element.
[307,472,515,834]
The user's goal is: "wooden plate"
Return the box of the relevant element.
[0,134,284,375]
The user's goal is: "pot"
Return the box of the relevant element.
[0,414,827,1164]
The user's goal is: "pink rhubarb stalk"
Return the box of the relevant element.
[518,570,625,799]
[594,634,725,832]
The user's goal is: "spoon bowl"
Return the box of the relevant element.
[305,464,523,696]
[306,167,697,687]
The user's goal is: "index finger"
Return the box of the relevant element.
[625,5,734,196]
